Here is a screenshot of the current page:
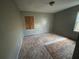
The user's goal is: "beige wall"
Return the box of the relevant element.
[0,0,23,59]
[21,11,54,36]
[53,5,79,40]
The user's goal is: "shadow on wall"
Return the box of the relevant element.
[53,5,79,41]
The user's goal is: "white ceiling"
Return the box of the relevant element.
[15,0,79,13]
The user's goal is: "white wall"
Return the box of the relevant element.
[21,11,54,36]
[0,0,23,59]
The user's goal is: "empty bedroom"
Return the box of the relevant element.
[0,0,79,59]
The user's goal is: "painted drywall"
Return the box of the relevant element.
[0,0,23,59]
[53,5,79,40]
[21,11,53,36]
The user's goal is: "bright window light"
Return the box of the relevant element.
[74,12,79,32]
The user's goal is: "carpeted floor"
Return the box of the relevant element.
[18,33,76,59]
[45,38,75,59]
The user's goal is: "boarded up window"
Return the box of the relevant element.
[24,16,34,29]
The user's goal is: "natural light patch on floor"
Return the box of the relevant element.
[45,37,67,45]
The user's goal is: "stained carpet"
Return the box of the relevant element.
[45,39,75,59]
[18,33,75,59]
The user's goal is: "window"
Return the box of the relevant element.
[74,12,79,32]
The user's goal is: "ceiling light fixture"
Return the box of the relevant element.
[49,1,55,6]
